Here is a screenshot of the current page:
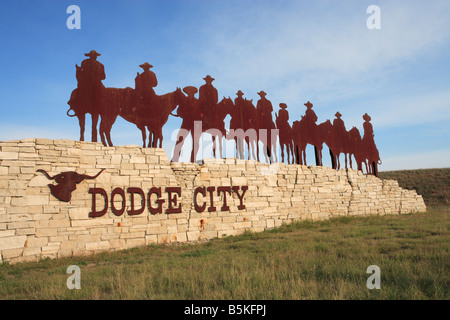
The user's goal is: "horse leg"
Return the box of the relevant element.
[272,142,278,163]
[77,114,85,142]
[256,133,260,162]
[314,146,319,166]
[218,135,223,159]
[157,128,163,148]
[99,119,107,146]
[291,142,295,164]
[251,140,257,161]
[287,143,292,164]
[286,144,290,164]
[212,135,217,158]
[191,134,201,163]
[105,119,114,147]
[329,149,335,169]
[138,125,146,148]
[148,130,155,148]
[91,114,99,143]
[373,161,378,177]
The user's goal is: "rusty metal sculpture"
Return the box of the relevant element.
[256,91,277,163]
[292,101,324,166]
[67,51,381,176]
[171,86,201,163]
[275,103,294,164]
[68,52,183,148]
[37,169,104,202]
[67,50,106,143]
[362,113,381,176]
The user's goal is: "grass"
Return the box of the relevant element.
[0,168,448,300]
[0,207,448,300]
[379,168,450,207]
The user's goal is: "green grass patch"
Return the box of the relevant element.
[0,206,448,300]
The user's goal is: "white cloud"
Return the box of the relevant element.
[189,0,450,102]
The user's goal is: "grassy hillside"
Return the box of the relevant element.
[0,207,448,300]
[379,168,450,207]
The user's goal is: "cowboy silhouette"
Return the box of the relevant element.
[256,91,275,132]
[362,113,381,176]
[199,75,218,129]
[256,91,275,161]
[303,101,318,124]
[332,112,347,150]
[77,50,105,87]
[231,90,245,131]
[135,62,158,108]
[229,90,247,159]
[74,50,106,142]
[330,111,349,169]
[171,86,202,162]
[276,103,294,163]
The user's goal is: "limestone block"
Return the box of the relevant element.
[85,241,110,251]
[26,194,49,206]
[0,152,19,160]
[0,235,27,250]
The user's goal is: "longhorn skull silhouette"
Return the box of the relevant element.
[37,169,104,202]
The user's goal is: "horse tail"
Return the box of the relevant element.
[67,108,77,117]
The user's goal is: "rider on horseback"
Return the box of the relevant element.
[135,62,158,111]
[199,75,219,131]
[76,50,106,115]
[332,112,347,150]
[256,91,275,133]
[304,101,318,124]
[171,86,202,162]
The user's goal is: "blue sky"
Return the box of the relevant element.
[0,0,449,170]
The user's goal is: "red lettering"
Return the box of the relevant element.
[232,186,248,210]
[111,187,125,216]
[207,186,216,212]
[166,187,182,214]
[217,186,232,211]
[148,187,164,214]
[127,187,145,215]
[194,186,206,213]
[88,188,108,218]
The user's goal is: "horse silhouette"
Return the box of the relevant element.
[292,117,333,166]
[275,103,294,164]
[204,96,235,159]
[68,86,184,148]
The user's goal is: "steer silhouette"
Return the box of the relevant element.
[37,169,104,202]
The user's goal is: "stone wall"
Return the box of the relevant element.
[0,139,426,264]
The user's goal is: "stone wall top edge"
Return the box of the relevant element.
[0,138,166,152]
